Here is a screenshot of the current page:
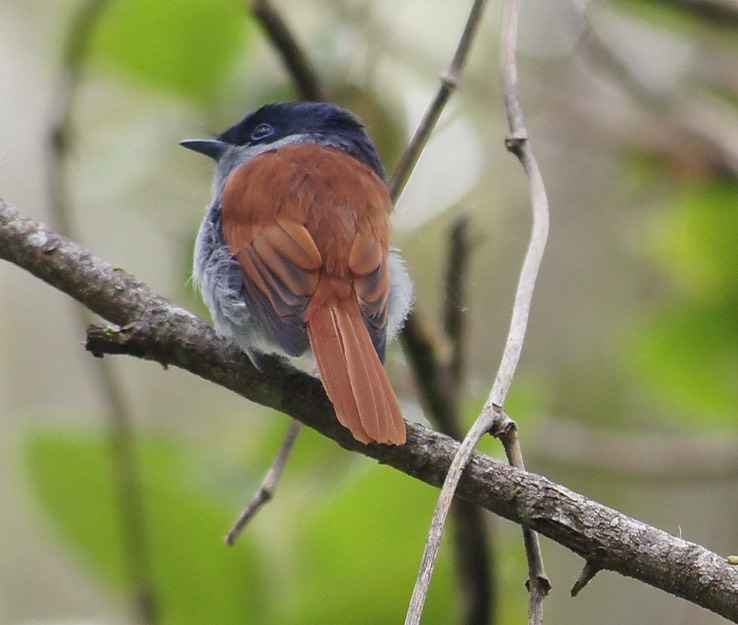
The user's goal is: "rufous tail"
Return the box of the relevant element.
[307,301,406,445]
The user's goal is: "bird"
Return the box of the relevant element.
[181,101,414,445]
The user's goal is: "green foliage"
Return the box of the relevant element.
[287,466,458,625]
[633,302,738,418]
[630,181,738,424]
[25,427,466,624]
[90,0,252,102]
[651,182,738,299]
[613,0,738,39]
[25,431,265,625]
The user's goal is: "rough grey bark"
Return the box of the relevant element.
[1,199,737,622]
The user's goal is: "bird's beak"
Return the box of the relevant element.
[179,139,229,160]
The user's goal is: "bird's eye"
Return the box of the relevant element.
[250,123,274,142]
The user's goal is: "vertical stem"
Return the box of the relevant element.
[46,1,157,622]
[405,0,552,622]
[389,0,488,202]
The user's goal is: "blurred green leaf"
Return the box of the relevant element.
[632,302,738,422]
[283,465,458,625]
[25,431,265,625]
[652,182,738,299]
[631,181,738,425]
[91,0,252,102]
[613,0,738,38]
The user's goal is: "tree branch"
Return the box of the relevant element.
[3,199,738,622]
[404,0,551,621]
[251,9,497,619]
[401,220,495,625]
[224,419,303,545]
[443,215,473,396]
[249,0,326,101]
[388,0,488,201]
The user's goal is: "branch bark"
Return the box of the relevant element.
[2,199,738,622]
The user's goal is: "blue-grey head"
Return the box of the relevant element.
[180,102,386,185]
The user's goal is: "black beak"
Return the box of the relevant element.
[179,139,229,160]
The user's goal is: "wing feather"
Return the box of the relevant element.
[307,298,405,444]
[219,143,404,442]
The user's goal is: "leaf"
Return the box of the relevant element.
[278,464,458,625]
[651,181,738,300]
[90,0,252,102]
[25,430,265,625]
[630,181,738,424]
[631,302,738,423]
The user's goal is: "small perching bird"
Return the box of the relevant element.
[182,102,413,445]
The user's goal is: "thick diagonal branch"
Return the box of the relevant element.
[3,200,738,622]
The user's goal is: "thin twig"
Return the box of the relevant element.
[488,1,553,618]
[46,1,157,623]
[441,218,495,625]
[254,1,496,617]
[249,0,326,101]
[530,416,738,481]
[379,4,494,621]
[401,221,495,624]
[580,12,738,175]
[442,215,498,625]
[225,420,303,545]
[443,215,472,395]
[405,0,551,622]
[389,0,489,202]
[233,0,326,542]
[570,561,603,597]
[492,416,551,619]
[4,200,738,622]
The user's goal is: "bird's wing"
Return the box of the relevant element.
[349,229,391,362]
[221,150,323,357]
[221,144,395,358]
[222,143,404,444]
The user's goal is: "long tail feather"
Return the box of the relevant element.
[307,302,406,445]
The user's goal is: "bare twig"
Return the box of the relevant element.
[46,2,157,622]
[492,416,550,620]
[225,420,303,545]
[441,218,495,625]
[580,12,738,176]
[378,3,495,622]
[530,416,738,481]
[3,200,738,622]
[222,0,326,542]
[389,0,489,201]
[249,0,326,101]
[405,0,551,622]
[396,222,497,625]
[443,215,473,395]
[485,0,552,617]
[570,561,603,597]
